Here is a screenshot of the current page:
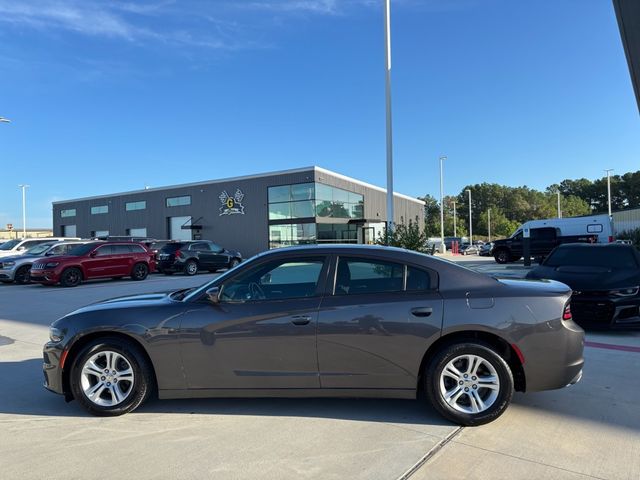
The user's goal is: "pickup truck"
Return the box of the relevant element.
[492,227,596,264]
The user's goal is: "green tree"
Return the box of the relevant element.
[375,221,430,253]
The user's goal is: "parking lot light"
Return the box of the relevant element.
[605,169,613,217]
[18,184,30,238]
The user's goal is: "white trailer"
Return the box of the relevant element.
[517,214,614,243]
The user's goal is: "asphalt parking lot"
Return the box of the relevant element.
[1,266,639,480]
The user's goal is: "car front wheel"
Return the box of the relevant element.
[131,262,149,281]
[425,342,514,426]
[60,267,82,287]
[70,337,154,416]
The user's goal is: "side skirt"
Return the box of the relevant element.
[158,388,416,400]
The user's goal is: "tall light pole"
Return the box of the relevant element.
[466,189,472,245]
[383,0,394,237]
[452,200,457,238]
[18,184,30,238]
[488,208,491,242]
[557,191,562,218]
[439,156,446,250]
[605,169,613,217]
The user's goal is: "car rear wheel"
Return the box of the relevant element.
[493,250,510,264]
[14,265,31,284]
[184,260,198,276]
[60,267,82,287]
[131,262,149,281]
[70,337,154,416]
[425,342,514,426]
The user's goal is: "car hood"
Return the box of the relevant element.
[33,255,78,264]
[68,292,174,316]
[0,250,26,258]
[526,265,640,290]
[1,254,43,263]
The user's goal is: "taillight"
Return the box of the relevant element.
[174,250,182,258]
[608,236,614,243]
[562,303,572,321]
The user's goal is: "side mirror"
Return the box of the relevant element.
[17,246,25,251]
[260,273,272,284]
[90,251,97,258]
[206,286,221,304]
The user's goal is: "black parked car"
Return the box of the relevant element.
[157,241,242,275]
[526,243,640,328]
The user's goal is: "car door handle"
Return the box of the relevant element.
[291,315,312,326]
[411,307,433,317]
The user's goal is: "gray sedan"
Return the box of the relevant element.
[43,245,584,426]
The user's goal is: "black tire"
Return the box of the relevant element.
[131,262,149,281]
[60,267,82,287]
[229,258,240,269]
[184,260,198,276]
[493,250,510,264]
[14,265,31,285]
[424,342,514,426]
[70,337,154,416]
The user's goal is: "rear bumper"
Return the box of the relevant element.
[518,318,585,392]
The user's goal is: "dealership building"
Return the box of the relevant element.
[52,166,425,257]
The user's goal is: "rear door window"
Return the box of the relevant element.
[335,257,404,295]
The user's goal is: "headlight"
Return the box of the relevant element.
[44,262,59,268]
[49,327,64,343]
[609,286,640,297]
[1,261,15,268]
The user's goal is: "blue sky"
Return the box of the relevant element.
[0,0,638,229]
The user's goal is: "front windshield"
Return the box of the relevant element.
[25,242,57,255]
[0,239,20,250]
[67,243,100,256]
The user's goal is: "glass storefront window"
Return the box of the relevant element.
[268,202,291,220]
[291,200,315,218]
[268,182,364,222]
[291,183,314,201]
[268,185,291,203]
[269,223,317,248]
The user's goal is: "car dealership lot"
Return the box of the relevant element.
[1,270,639,479]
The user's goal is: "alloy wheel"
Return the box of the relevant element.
[80,351,135,407]
[439,354,500,414]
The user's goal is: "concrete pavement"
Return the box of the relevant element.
[1,271,639,479]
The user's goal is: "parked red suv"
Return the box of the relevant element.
[30,241,156,287]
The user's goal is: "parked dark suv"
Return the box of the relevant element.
[30,241,156,287]
[157,241,242,275]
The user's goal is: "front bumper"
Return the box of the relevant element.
[0,267,16,281]
[43,341,66,395]
[571,295,640,328]
[29,269,61,284]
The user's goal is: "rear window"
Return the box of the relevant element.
[545,247,638,269]
[160,243,186,253]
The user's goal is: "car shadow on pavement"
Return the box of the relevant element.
[0,358,452,426]
[138,396,453,426]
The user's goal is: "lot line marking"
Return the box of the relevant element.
[585,341,640,354]
[395,426,464,480]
